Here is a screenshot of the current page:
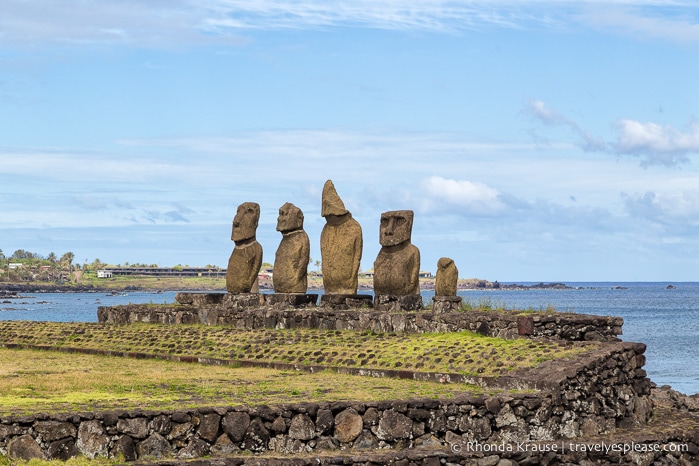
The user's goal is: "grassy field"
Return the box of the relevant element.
[0,321,591,379]
[0,321,595,417]
[0,347,483,416]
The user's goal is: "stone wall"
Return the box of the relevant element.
[0,342,651,462]
[98,300,623,342]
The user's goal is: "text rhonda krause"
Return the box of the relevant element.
[451,440,689,455]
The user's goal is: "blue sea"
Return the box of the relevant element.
[1,282,697,395]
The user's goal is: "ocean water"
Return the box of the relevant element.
[1,282,697,395]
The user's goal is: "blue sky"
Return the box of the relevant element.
[2,0,699,281]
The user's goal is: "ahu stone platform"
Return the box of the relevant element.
[97,292,623,342]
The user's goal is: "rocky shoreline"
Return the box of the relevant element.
[1,280,575,295]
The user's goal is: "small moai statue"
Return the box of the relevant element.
[373,210,423,311]
[320,180,363,295]
[435,257,458,296]
[432,257,462,313]
[273,202,310,293]
[226,202,263,294]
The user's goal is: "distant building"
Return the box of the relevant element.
[8,263,23,270]
[99,267,225,278]
[97,270,113,278]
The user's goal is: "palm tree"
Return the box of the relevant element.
[60,252,75,280]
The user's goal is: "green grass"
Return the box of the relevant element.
[0,347,484,416]
[0,321,593,379]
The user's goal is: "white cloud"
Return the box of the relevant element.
[614,120,699,166]
[1,1,697,47]
[526,100,607,152]
[420,176,504,214]
[527,100,699,166]
[623,190,699,226]
[579,4,699,43]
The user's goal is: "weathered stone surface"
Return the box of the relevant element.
[0,424,25,438]
[288,414,315,440]
[273,202,310,293]
[136,432,171,459]
[177,438,210,459]
[99,305,624,341]
[432,296,462,313]
[113,435,136,462]
[222,293,265,309]
[34,420,77,442]
[435,257,458,296]
[77,420,109,459]
[175,292,225,306]
[517,315,535,335]
[169,421,194,440]
[241,418,270,451]
[334,408,363,443]
[150,414,172,435]
[223,411,250,443]
[373,210,420,296]
[117,417,148,439]
[319,294,373,310]
[320,180,363,295]
[226,202,263,293]
[8,434,45,460]
[47,438,78,460]
[197,413,221,442]
[315,408,334,434]
[352,430,379,450]
[374,294,424,312]
[210,433,239,456]
[270,416,287,434]
[265,293,318,309]
[376,410,413,441]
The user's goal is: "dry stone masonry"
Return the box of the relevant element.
[0,341,654,462]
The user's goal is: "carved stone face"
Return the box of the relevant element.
[232,202,260,242]
[379,210,414,247]
[276,202,304,233]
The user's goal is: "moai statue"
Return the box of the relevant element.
[320,180,363,295]
[273,202,310,293]
[373,210,420,296]
[226,202,263,294]
[435,257,458,296]
[432,257,462,313]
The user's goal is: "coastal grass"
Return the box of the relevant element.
[0,347,482,416]
[0,321,593,380]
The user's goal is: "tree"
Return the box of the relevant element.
[89,258,105,273]
[60,252,75,280]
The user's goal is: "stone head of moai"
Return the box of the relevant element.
[321,180,350,224]
[373,209,420,297]
[227,202,263,294]
[276,202,304,233]
[231,202,260,243]
[379,210,414,247]
[273,202,310,294]
[435,257,458,296]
